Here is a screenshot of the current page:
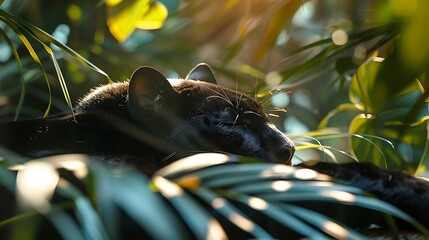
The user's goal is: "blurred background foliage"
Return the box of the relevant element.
[1,0,429,238]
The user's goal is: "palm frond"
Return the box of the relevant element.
[1,153,427,239]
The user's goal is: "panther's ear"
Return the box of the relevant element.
[128,66,176,114]
[186,63,217,84]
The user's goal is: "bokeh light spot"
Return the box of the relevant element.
[265,71,282,87]
[16,161,59,213]
[271,92,290,108]
[332,29,348,46]
[67,4,82,22]
[248,197,268,210]
[272,180,293,192]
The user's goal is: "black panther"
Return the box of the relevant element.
[0,63,428,230]
[0,63,294,171]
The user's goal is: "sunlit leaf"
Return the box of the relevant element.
[399,0,429,72]
[50,54,73,116]
[318,103,359,129]
[350,53,426,116]
[232,181,364,196]
[157,153,236,179]
[7,17,73,116]
[278,23,401,85]
[0,8,112,117]
[261,188,428,235]
[3,10,112,82]
[193,187,273,238]
[106,0,168,42]
[258,204,328,238]
[253,1,304,62]
[349,115,389,168]
[153,176,227,239]
[135,1,168,30]
[349,53,383,113]
[283,204,368,239]
[0,14,52,116]
[349,114,428,172]
[0,28,25,120]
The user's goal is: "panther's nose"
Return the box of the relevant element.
[273,146,295,165]
[265,123,295,165]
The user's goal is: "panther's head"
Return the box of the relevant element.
[127,63,295,165]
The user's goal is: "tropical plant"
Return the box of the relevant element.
[2,152,428,239]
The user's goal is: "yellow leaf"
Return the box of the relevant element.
[106,0,168,42]
[135,1,168,30]
[400,0,429,71]
[253,0,306,62]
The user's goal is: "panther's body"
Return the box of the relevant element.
[0,64,294,172]
[0,63,428,230]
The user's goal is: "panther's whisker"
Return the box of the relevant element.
[206,88,235,107]
[237,91,246,111]
[219,87,235,110]
[268,108,288,113]
[160,151,177,163]
[244,110,261,117]
[233,114,239,126]
[268,113,280,118]
[206,95,234,107]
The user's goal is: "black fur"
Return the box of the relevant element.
[301,161,429,227]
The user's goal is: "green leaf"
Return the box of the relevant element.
[13,19,73,116]
[0,9,111,82]
[399,0,429,72]
[349,115,390,168]
[56,184,107,240]
[278,23,402,85]
[0,28,26,120]
[0,8,112,117]
[178,163,329,189]
[349,114,428,172]
[318,103,359,129]
[229,192,331,238]
[153,176,227,239]
[45,208,86,240]
[232,181,364,196]
[347,50,428,172]
[0,13,53,116]
[193,187,273,238]
[156,153,237,179]
[111,169,190,239]
[253,1,304,62]
[88,162,120,239]
[349,54,383,113]
[283,204,368,240]
[260,188,428,235]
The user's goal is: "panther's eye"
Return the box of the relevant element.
[221,107,240,125]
